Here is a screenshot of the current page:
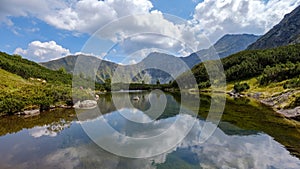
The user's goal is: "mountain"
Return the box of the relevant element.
[248,5,300,50]
[41,53,178,84]
[41,54,118,83]
[137,52,189,83]
[41,34,259,84]
[182,34,260,68]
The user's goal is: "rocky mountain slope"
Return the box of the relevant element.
[248,5,300,50]
[182,34,260,68]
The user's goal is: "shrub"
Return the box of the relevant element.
[0,97,25,114]
[234,83,250,93]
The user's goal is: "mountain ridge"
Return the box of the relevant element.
[248,5,300,50]
[182,34,260,68]
[41,34,259,83]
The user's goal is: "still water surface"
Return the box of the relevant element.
[0,91,300,169]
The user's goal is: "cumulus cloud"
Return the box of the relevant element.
[3,0,300,61]
[0,0,65,25]
[14,41,70,62]
[4,0,201,59]
[193,0,300,42]
[37,0,153,34]
[104,33,194,63]
[0,0,154,34]
[82,11,204,58]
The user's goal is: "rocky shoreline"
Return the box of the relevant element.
[15,100,99,118]
[259,90,300,120]
[277,108,300,120]
[227,90,300,121]
[15,104,74,118]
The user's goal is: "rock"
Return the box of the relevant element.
[17,109,40,116]
[227,91,244,98]
[95,94,99,100]
[227,91,235,97]
[49,105,56,109]
[73,100,97,109]
[260,91,294,106]
[24,109,40,115]
[58,105,73,109]
[132,96,140,101]
[277,106,300,121]
[252,92,261,99]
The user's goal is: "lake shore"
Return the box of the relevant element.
[225,89,300,121]
[196,86,300,121]
[258,90,300,120]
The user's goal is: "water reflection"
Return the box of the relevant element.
[77,97,197,158]
[26,118,72,138]
[0,92,299,168]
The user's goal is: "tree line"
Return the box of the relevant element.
[177,44,300,89]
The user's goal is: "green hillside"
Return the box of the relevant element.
[176,44,300,110]
[0,52,74,115]
[40,54,117,83]
[0,52,72,84]
[182,44,300,89]
[0,68,72,115]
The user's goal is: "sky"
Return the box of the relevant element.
[0,0,300,64]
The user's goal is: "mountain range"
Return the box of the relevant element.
[40,5,300,84]
[187,4,300,84]
[41,52,185,84]
[41,34,259,84]
[181,34,260,67]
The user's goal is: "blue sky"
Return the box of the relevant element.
[0,0,299,63]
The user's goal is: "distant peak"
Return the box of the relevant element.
[220,34,260,39]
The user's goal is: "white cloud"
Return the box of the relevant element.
[4,0,200,60]
[0,0,65,25]
[84,12,204,58]
[0,0,154,34]
[2,0,300,62]
[43,0,154,34]
[14,41,70,62]
[193,0,300,43]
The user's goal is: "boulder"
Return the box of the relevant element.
[73,100,97,109]
[17,109,40,116]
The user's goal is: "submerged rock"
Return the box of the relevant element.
[73,100,97,109]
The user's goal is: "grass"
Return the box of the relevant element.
[227,78,289,96]
[199,76,300,110]
[0,68,73,115]
[0,68,32,90]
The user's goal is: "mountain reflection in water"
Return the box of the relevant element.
[0,91,299,169]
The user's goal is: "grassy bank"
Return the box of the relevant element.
[0,68,72,115]
[227,77,300,110]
